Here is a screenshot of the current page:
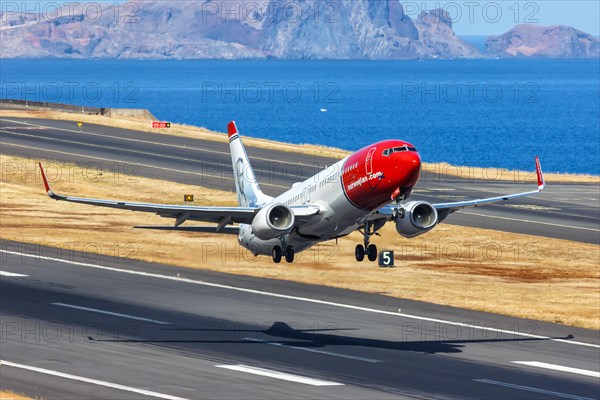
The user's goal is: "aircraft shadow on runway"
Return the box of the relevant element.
[95,321,572,355]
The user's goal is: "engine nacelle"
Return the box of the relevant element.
[395,201,438,238]
[251,204,295,240]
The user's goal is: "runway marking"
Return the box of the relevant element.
[1,129,308,180]
[473,379,595,400]
[51,303,171,325]
[0,118,328,168]
[243,337,383,363]
[0,360,188,400]
[512,361,600,378]
[0,271,28,277]
[2,129,230,168]
[0,141,289,190]
[214,364,343,386]
[505,204,560,211]
[1,126,47,130]
[461,211,600,232]
[1,249,599,349]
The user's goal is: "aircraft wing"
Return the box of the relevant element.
[38,163,319,226]
[431,156,545,213]
[371,157,545,221]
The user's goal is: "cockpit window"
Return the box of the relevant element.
[383,146,418,155]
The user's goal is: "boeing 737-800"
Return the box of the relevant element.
[39,121,545,263]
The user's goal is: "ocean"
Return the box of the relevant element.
[1,58,599,174]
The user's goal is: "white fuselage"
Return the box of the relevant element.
[238,157,371,256]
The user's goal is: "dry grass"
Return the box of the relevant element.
[1,154,598,329]
[2,109,598,183]
[0,391,35,400]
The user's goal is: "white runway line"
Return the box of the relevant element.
[51,303,171,325]
[0,117,318,169]
[214,364,344,386]
[473,379,595,400]
[512,361,600,378]
[244,337,383,363]
[0,360,188,400]
[462,211,600,232]
[2,249,599,349]
[0,271,28,277]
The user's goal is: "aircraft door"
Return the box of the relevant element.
[365,147,376,175]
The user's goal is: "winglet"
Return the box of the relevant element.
[39,163,58,199]
[227,121,238,138]
[535,156,545,192]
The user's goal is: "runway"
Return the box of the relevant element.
[1,240,599,399]
[1,117,598,244]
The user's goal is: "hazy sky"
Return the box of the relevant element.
[407,1,599,35]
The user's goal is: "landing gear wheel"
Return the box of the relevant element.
[355,244,365,262]
[392,207,405,220]
[272,246,282,263]
[285,246,295,263]
[367,244,378,262]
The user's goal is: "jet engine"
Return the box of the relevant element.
[252,204,295,240]
[395,201,438,238]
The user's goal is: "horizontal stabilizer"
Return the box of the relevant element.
[134,225,240,235]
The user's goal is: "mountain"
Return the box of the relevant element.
[0,0,479,59]
[486,24,600,58]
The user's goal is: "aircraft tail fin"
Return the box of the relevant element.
[227,121,272,207]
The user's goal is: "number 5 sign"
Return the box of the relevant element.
[378,250,394,268]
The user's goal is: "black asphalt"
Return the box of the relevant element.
[1,117,599,244]
[1,241,599,399]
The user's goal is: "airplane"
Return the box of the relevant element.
[38,121,545,264]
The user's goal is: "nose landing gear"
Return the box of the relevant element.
[391,188,406,221]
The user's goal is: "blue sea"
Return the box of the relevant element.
[1,59,599,174]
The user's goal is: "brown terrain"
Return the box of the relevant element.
[0,391,34,400]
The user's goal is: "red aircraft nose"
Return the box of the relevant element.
[398,151,421,187]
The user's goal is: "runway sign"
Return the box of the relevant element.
[379,250,394,268]
[184,194,194,202]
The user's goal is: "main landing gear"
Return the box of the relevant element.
[355,221,378,262]
[272,243,294,264]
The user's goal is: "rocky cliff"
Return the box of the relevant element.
[486,24,599,58]
[0,0,479,59]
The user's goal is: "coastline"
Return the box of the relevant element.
[1,109,598,184]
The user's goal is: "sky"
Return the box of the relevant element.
[408,1,599,35]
